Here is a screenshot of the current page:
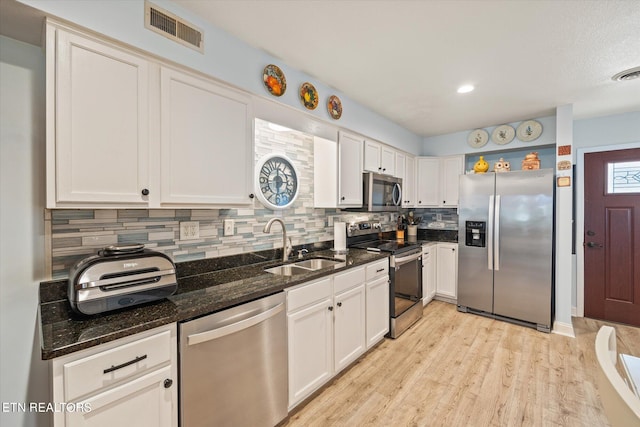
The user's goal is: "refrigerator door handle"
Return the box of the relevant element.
[488,195,494,270]
[494,195,501,271]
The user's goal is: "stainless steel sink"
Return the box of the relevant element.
[264,265,312,276]
[293,258,343,270]
[264,258,345,276]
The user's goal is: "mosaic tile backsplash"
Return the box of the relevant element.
[48,119,396,279]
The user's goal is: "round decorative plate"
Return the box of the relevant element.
[491,124,515,145]
[516,120,543,142]
[327,95,342,120]
[255,154,299,210]
[467,129,489,148]
[262,64,286,97]
[299,82,319,110]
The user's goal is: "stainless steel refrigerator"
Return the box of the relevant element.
[457,169,554,332]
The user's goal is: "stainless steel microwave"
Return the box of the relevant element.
[361,172,402,212]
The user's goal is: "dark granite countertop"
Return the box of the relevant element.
[39,247,388,360]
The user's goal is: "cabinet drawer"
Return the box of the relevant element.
[287,277,332,313]
[366,259,389,281]
[63,329,172,401]
[333,266,365,294]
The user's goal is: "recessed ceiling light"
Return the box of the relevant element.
[612,66,640,82]
[457,84,475,94]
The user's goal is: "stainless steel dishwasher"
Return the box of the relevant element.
[179,292,287,427]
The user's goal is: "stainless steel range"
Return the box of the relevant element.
[347,221,423,338]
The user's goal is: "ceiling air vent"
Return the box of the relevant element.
[612,66,640,82]
[145,1,204,53]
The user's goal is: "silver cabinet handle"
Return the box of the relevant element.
[187,303,284,345]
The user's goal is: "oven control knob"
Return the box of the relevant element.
[164,379,173,388]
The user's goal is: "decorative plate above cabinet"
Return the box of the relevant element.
[263,64,287,97]
[467,129,489,148]
[327,95,342,120]
[516,120,543,142]
[491,125,515,145]
[299,82,319,110]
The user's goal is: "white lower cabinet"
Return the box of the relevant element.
[436,243,458,300]
[50,324,177,427]
[422,243,437,305]
[287,260,389,409]
[334,284,366,372]
[287,291,334,408]
[365,259,390,348]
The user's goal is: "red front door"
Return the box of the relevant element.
[584,148,640,326]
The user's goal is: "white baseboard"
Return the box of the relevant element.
[571,306,577,317]
[553,320,575,338]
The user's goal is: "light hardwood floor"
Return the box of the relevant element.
[283,301,640,427]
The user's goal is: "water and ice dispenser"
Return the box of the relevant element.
[465,221,486,247]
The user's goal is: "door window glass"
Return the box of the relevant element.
[607,161,640,194]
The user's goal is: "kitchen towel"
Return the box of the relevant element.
[334,222,346,252]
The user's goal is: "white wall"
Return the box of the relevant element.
[0,35,49,426]
[19,0,423,155]
[574,111,640,150]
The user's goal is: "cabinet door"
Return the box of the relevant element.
[160,67,253,206]
[436,243,458,299]
[363,140,381,173]
[53,30,149,206]
[334,284,366,373]
[395,152,406,182]
[313,136,338,208]
[66,366,174,427]
[380,146,396,176]
[441,156,464,206]
[422,248,436,305]
[403,156,416,208]
[287,298,333,408]
[366,276,389,348]
[338,132,363,207]
[417,157,440,206]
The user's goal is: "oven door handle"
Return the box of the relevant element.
[391,251,422,268]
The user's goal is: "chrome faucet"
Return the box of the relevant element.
[263,218,293,262]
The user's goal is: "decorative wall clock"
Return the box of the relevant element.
[255,154,299,209]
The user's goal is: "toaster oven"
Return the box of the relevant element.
[68,244,178,315]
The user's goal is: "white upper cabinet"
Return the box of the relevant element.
[402,155,417,208]
[46,23,254,208]
[416,155,464,207]
[49,27,151,207]
[363,140,395,176]
[159,67,253,206]
[440,156,464,206]
[416,157,440,206]
[338,132,363,207]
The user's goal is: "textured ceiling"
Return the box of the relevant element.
[174,0,640,137]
